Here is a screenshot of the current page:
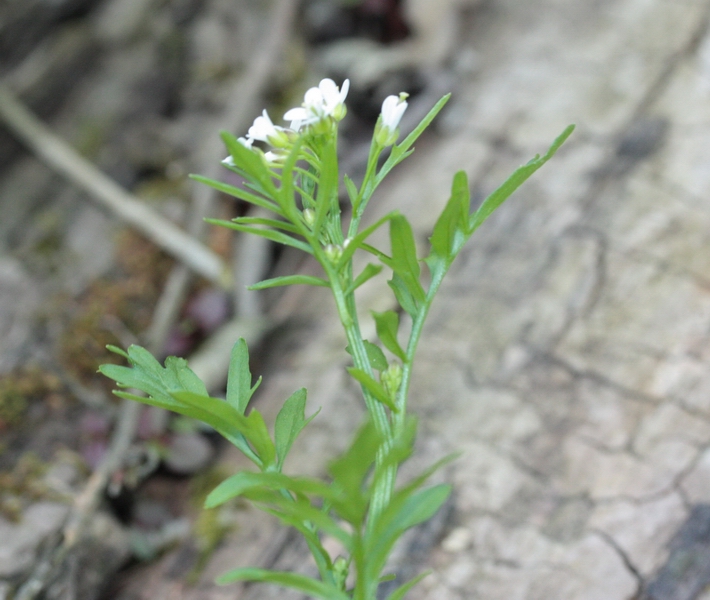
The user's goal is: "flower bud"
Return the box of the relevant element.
[381,362,403,398]
[324,244,343,263]
[333,556,349,590]
[375,93,409,147]
[303,208,316,227]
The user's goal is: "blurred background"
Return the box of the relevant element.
[2,0,710,599]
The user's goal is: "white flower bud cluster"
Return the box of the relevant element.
[222,79,409,165]
[284,78,350,131]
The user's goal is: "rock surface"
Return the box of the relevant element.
[160,0,710,598]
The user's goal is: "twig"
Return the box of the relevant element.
[0,84,231,288]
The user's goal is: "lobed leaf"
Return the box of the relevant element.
[226,339,255,414]
[274,388,318,468]
[173,391,277,468]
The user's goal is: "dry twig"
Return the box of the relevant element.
[0,84,230,288]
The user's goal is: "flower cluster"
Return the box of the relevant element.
[284,78,350,130]
[224,78,410,167]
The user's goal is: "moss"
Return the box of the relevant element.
[0,453,52,522]
[0,366,63,431]
[59,229,173,386]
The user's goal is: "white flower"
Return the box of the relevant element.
[284,78,350,130]
[263,150,286,164]
[376,92,408,147]
[381,93,408,131]
[222,155,236,166]
[237,136,253,148]
[247,110,288,146]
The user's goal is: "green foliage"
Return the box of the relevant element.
[101,81,573,599]
[372,310,406,361]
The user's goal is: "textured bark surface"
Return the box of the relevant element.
[191,1,710,598]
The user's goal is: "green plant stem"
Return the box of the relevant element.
[348,142,384,237]
[322,259,396,529]
[394,261,449,434]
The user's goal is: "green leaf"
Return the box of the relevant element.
[468,125,575,235]
[274,388,315,467]
[336,211,400,270]
[99,347,262,464]
[365,485,452,583]
[388,273,418,318]
[377,94,451,183]
[313,136,338,236]
[372,310,406,361]
[429,170,470,260]
[346,368,397,411]
[105,344,129,359]
[205,471,333,508]
[344,174,358,205]
[278,136,306,224]
[190,174,282,215]
[383,571,432,600]
[248,275,330,290]
[109,389,259,464]
[215,568,350,600]
[392,484,451,531]
[389,215,425,304]
[255,493,353,547]
[226,339,253,414]
[370,417,417,486]
[327,419,383,525]
[231,215,301,234]
[395,94,451,156]
[205,219,313,254]
[346,263,383,295]
[100,345,207,402]
[220,131,278,198]
[211,478,352,548]
[173,391,277,468]
[362,340,388,371]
